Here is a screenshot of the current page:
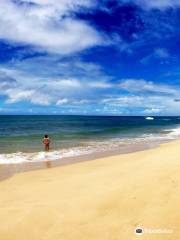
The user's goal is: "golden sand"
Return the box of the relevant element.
[0,140,180,239]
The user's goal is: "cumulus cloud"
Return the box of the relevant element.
[5,89,52,105]
[143,108,162,114]
[56,98,92,106]
[0,0,179,115]
[0,57,114,106]
[0,71,17,91]
[0,0,103,54]
[2,59,180,114]
[0,1,180,115]
[5,89,35,104]
[102,96,143,106]
[100,78,180,115]
[2,55,180,116]
[87,81,112,89]
[146,108,162,114]
[101,94,180,115]
[56,98,69,105]
[50,79,82,88]
[119,79,177,95]
[0,52,116,106]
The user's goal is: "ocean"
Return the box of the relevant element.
[0,115,180,164]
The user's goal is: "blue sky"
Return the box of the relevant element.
[0,0,180,115]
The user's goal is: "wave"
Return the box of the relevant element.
[1,125,180,164]
[0,139,131,164]
[164,127,180,137]
[0,147,95,164]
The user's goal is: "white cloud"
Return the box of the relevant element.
[2,57,180,115]
[0,55,115,107]
[144,108,162,114]
[0,58,113,106]
[56,98,69,105]
[119,79,177,95]
[56,98,91,106]
[0,73,17,91]
[50,79,82,88]
[5,89,34,104]
[87,81,112,88]
[22,0,93,9]
[0,0,103,54]
[102,96,143,106]
[74,99,90,104]
[5,89,52,105]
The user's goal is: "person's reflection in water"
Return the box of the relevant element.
[45,160,52,168]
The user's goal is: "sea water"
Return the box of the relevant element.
[0,115,180,164]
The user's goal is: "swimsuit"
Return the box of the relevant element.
[44,138,50,145]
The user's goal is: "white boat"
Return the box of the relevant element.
[145,117,154,120]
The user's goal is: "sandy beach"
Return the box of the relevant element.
[0,140,180,239]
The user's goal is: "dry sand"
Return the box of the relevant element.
[0,140,180,240]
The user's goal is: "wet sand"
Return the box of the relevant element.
[0,140,180,239]
[0,138,163,181]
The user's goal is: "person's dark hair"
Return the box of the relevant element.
[44,135,48,138]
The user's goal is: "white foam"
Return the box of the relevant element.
[166,127,180,137]
[1,127,180,164]
[0,147,95,165]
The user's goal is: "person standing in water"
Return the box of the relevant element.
[43,135,50,151]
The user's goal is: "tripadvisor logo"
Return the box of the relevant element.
[135,227,173,235]
[135,227,143,235]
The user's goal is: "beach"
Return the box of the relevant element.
[0,140,180,240]
[1,0,180,239]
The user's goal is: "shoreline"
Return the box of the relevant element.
[0,139,180,239]
[0,137,171,181]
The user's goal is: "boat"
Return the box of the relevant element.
[145,117,154,120]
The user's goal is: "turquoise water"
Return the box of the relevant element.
[0,115,180,163]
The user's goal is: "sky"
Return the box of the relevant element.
[0,0,180,115]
